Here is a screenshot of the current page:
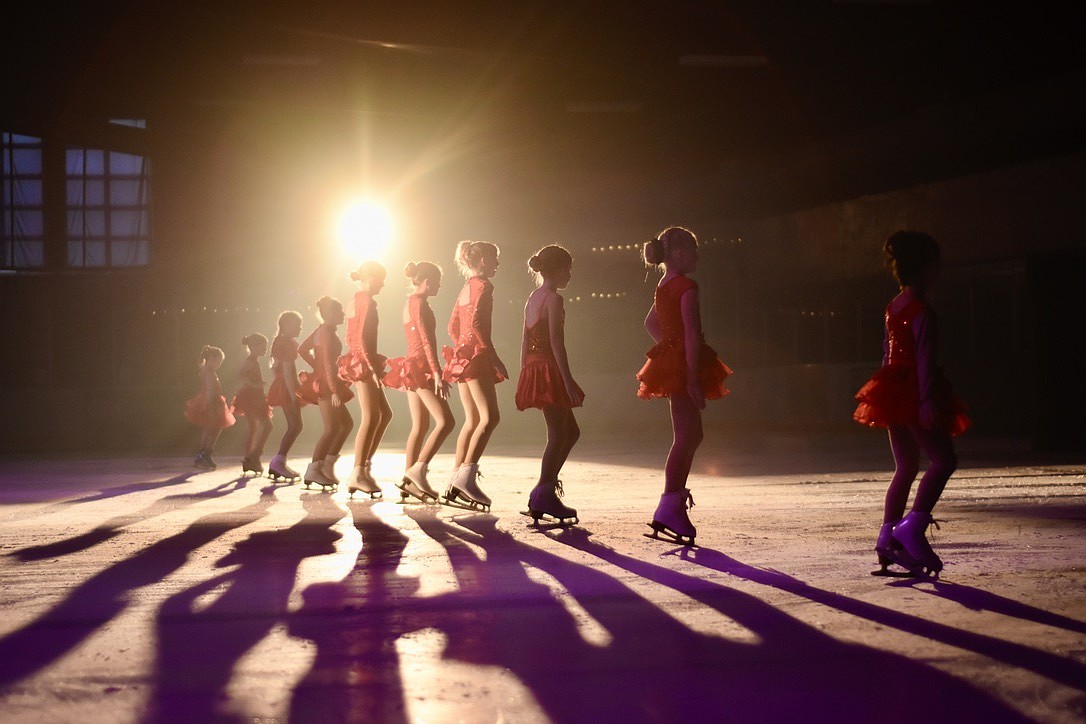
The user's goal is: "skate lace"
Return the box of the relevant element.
[928,517,942,542]
[685,490,695,510]
[554,480,565,498]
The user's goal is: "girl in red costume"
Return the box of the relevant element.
[266,310,304,481]
[297,297,355,490]
[854,231,970,577]
[232,333,273,476]
[184,345,236,470]
[638,227,732,545]
[516,245,584,524]
[384,261,455,503]
[339,261,392,498]
[442,240,509,510]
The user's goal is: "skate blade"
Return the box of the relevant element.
[348,488,382,500]
[396,483,440,505]
[644,522,696,547]
[871,566,921,578]
[520,510,578,527]
[444,487,490,512]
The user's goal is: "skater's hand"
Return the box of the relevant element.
[565,380,584,407]
[331,392,342,408]
[687,381,706,410]
[495,359,509,380]
[919,399,938,429]
[435,379,449,400]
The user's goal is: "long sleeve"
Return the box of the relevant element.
[472,279,494,348]
[417,297,442,375]
[913,307,938,403]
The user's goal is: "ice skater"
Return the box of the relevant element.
[184,345,236,470]
[297,297,355,490]
[515,245,584,525]
[442,240,509,511]
[339,261,392,498]
[637,227,732,545]
[231,333,273,476]
[854,230,970,577]
[266,310,304,481]
[383,261,455,503]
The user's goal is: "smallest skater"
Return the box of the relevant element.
[515,245,584,525]
[854,231,970,577]
[637,227,732,546]
[232,333,273,475]
[184,345,236,470]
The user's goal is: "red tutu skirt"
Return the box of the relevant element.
[442,344,507,384]
[853,364,970,436]
[337,350,389,384]
[636,340,731,400]
[516,353,584,410]
[296,371,356,406]
[266,376,295,408]
[384,355,434,392]
[231,386,272,418]
[184,394,236,429]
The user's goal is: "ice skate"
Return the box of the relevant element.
[194,450,216,470]
[522,480,578,526]
[645,489,697,546]
[444,463,491,511]
[398,462,440,503]
[267,454,300,482]
[302,461,337,491]
[871,521,923,577]
[892,510,943,577]
[321,454,341,485]
[347,462,383,499]
[241,456,264,477]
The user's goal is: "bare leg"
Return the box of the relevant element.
[884,426,920,523]
[277,401,303,456]
[364,388,393,462]
[200,425,223,453]
[329,403,354,455]
[540,406,580,483]
[664,392,703,493]
[354,380,392,464]
[911,426,958,514]
[254,416,272,459]
[415,388,454,463]
[404,392,429,468]
[314,399,336,462]
[454,382,479,468]
[464,378,500,464]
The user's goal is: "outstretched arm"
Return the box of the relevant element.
[680,286,706,410]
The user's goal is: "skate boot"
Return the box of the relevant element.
[892,510,943,577]
[872,521,922,577]
[444,463,491,511]
[267,454,300,482]
[241,456,264,476]
[348,460,382,499]
[646,489,696,545]
[321,454,341,485]
[303,460,336,491]
[398,461,440,503]
[523,480,578,525]
[194,450,216,470]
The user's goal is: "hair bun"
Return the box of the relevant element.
[349,270,360,282]
[404,261,418,277]
[528,254,542,272]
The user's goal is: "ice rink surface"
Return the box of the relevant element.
[0,434,1083,723]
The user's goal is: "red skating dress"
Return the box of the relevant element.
[442,276,507,384]
[636,276,732,400]
[853,297,970,436]
[337,291,388,385]
[266,336,298,408]
[184,368,236,428]
[297,325,356,405]
[515,292,584,410]
[230,357,272,418]
[384,294,442,392]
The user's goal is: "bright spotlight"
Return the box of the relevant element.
[338,200,393,262]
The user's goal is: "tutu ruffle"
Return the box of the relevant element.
[383,355,434,392]
[337,350,388,384]
[442,344,507,384]
[231,386,271,419]
[296,370,355,406]
[184,394,236,428]
[636,340,731,400]
[853,365,970,436]
[266,376,294,408]
[515,353,584,410]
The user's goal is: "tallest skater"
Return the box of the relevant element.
[637,227,732,546]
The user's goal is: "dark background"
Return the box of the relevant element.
[2,1,1084,455]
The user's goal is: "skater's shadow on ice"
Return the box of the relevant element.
[412,515,1029,723]
[8,475,253,562]
[678,547,1086,693]
[145,491,342,723]
[892,578,1086,635]
[0,490,277,690]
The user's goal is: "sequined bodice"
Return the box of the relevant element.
[524,320,551,354]
[405,296,435,357]
[885,299,924,366]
